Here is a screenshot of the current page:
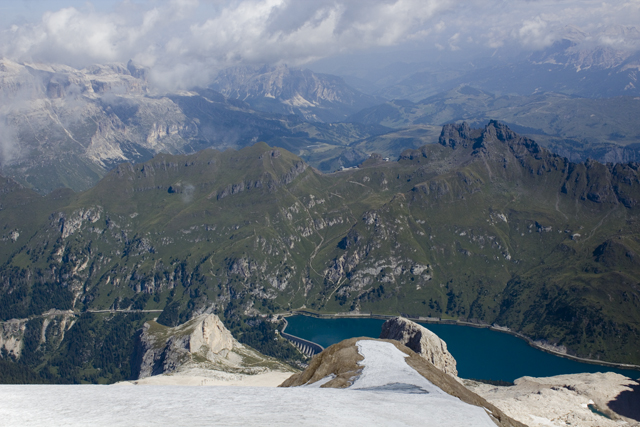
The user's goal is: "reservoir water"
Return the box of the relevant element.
[284,315,640,382]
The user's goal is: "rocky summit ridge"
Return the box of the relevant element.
[280,336,523,427]
[380,316,458,377]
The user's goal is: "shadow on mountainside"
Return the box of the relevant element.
[608,379,640,421]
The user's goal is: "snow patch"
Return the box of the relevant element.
[304,374,336,388]
[351,340,449,396]
[0,383,497,427]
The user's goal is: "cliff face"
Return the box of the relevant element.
[136,314,237,378]
[0,319,27,359]
[379,316,458,377]
[0,311,75,361]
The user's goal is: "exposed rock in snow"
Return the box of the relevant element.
[135,314,294,380]
[281,337,525,427]
[379,316,458,377]
[465,372,640,427]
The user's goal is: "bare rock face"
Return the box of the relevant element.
[466,372,640,427]
[137,314,237,378]
[187,314,235,355]
[0,319,28,359]
[134,313,294,382]
[0,312,75,361]
[379,316,458,377]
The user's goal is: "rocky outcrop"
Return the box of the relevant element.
[0,319,28,358]
[379,317,458,377]
[466,372,640,427]
[135,314,293,380]
[0,312,75,360]
[58,206,103,238]
[136,314,236,378]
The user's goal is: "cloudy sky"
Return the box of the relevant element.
[1,0,639,88]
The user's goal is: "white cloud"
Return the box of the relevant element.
[1,0,639,90]
[1,0,459,89]
[518,16,556,49]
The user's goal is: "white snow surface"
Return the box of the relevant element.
[0,340,496,426]
[349,340,450,395]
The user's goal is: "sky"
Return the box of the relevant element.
[1,0,639,89]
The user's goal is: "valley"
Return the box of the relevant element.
[1,120,639,384]
[3,3,640,426]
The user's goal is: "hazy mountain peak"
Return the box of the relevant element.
[211,64,381,122]
[559,25,588,44]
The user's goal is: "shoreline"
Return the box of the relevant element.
[277,309,640,372]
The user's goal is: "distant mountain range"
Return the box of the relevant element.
[347,86,640,164]
[211,65,382,122]
[0,59,387,193]
[350,28,640,101]
[3,56,640,196]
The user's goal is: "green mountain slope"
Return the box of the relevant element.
[1,121,639,383]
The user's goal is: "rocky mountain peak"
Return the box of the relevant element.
[438,122,472,149]
[379,317,458,377]
[482,120,519,143]
[529,25,640,70]
[210,64,380,122]
[137,313,237,378]
[438,120,541,157]
[187,313,236,354]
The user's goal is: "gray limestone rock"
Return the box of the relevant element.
[136,314,236,378]
[380,316,458,377]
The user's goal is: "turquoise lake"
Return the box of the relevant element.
[284,315,640,382]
